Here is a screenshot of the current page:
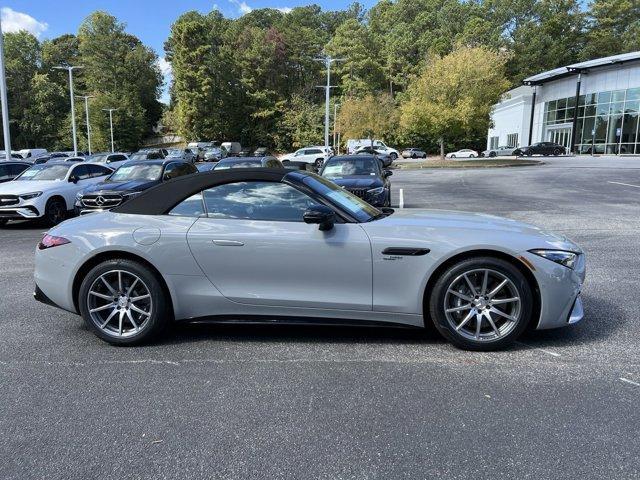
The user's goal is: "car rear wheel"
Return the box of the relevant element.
[78,259,170,345]
[450,154,456,159]
[44,198,66,226]
[553,148,561,156]
[489,151,497,158]
[428,257,533,351]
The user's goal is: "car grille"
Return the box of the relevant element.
[346,188,368,199]
[81,193,124,209]
[0,195,19,206]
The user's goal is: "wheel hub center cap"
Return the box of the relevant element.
[117,296,129,308]
[475,298,489,309]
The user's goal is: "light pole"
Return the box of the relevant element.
[102,108,117,153]
[53,65,83,155]
[76,95,94,155]
[333,102,340,152]
[315,55,344,156]
[0,18,12,156]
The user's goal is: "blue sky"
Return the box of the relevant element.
[1,1,375,101]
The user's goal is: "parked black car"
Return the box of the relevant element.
[320,155,392,207]
[0,161,31,183]
[75,159,197,214]
[213,156,284,170]
[513,142,566,156]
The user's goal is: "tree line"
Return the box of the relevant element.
[1,0,638,153]
[0,11,162,153]
[165,0,638,153]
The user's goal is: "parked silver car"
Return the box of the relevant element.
[34,169,585,350]
[401,148,427,159]
[481,146,518,157]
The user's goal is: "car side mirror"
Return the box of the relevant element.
[69,175,78,184]
[383,169,393,177]
[303,204,335,231]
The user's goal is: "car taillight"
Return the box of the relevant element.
[38,234,70,250]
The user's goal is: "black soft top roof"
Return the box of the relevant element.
[112,168,290,215]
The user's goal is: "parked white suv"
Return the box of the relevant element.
[0,162,113,226]
[280,146,330,170]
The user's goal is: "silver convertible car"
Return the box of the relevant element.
[34,169,585,350]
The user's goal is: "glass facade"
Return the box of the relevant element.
[542,87,640,154]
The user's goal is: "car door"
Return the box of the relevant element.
[185,180,373,311]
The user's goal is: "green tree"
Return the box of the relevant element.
[584,0,640,59]
[400,47,510,158]
[336,94,397,146]
[20,74,67,148]
[0,31,41,147]
[78,11,162,151]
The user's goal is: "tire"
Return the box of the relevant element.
[553,148,561,156]
[389,152,398,160]
[450,154,456,159]
[78,259,170,346]
[411,154,417,159]
[44,197,67,226]
[428,256,533,351]
[314,158,324,171]
[422,153,427,159]
[0,219,7,227]
[470,154,476,158]
[489,151,497,158]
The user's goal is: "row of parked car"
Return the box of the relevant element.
[0,147,394,227]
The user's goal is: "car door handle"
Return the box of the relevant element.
[212,239,244,247]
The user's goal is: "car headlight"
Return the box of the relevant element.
[529,249,579,269]
[19,192,42,200]
[367,186,385,195]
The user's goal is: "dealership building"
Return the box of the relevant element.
[488,51,640,155]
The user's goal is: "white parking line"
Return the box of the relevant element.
[608,181,640,189]
[399,188,404,209]
[515,341,561,357]
[620,377,640,387]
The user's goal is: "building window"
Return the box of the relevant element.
[543,87,640,154]
[490,136,499,149]
[506,133,519,147]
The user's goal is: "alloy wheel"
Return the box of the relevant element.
[443,268,521,342]
[86,270,153,338]
[47,201,65,225]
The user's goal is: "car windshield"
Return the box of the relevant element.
[109,164,163,182]
[15,164,71,181]
[322,158,379,178]
[215,161,261,170]
[129,153,148,161]
[166,149,182,156]
[294,173,382,223]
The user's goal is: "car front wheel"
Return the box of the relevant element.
[44,198,67,226]
[78,259,170,345]
[314,158,324,171]
[428,257,533,351]
[389,153,398,160]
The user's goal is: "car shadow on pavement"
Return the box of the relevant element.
[163,321,446,348]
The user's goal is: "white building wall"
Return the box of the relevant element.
[487,86,533,149]
[489,58,640,149]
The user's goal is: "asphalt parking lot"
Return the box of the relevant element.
[1,156,639,479]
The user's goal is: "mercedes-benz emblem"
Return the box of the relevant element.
[95,196,106,206]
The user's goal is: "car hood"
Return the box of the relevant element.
[368,208,581,252]
[82,179,159,194]
[325,176,382,188]
[0,179,66,194]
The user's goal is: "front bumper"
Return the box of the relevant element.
[0,205,41,219]
[521,251,586,330]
